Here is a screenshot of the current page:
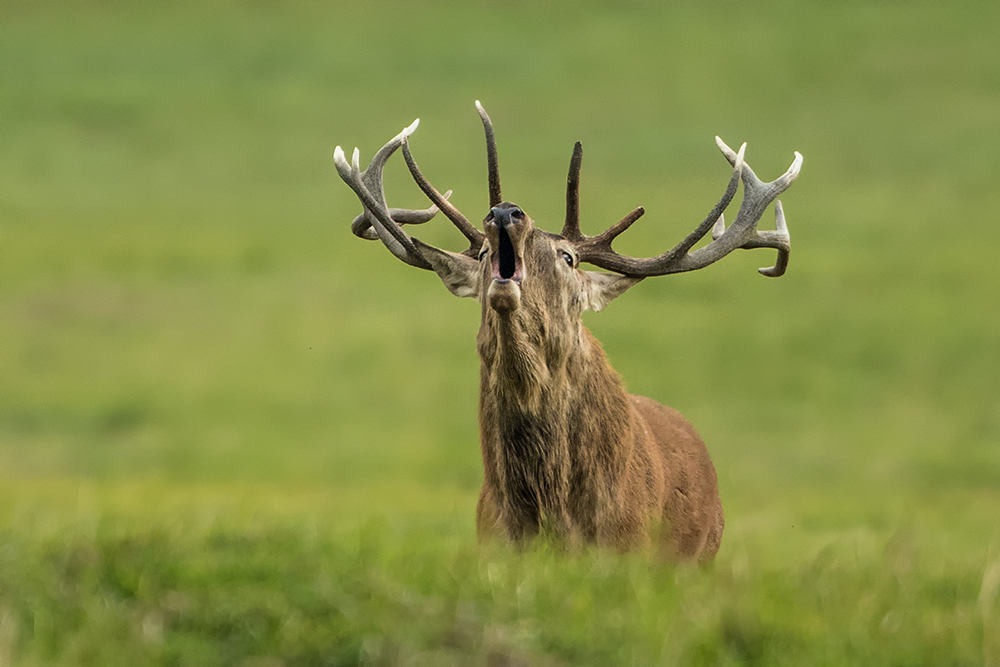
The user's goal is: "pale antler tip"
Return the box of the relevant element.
[715,136,740,163]
[712,213,726,240]
[736,142,746,170]
[774,200,788,234]
[403,118,420,136]
[475,100,483,111]
[351,147,361,172]
[780,151,804,183]
[333,145,350,177]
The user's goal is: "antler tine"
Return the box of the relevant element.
[335,140,433,270]
[350,191,452,240]
[476,101,502,208]
[574,138,802,278]
[709,202,790,276]
[562,141,584,240]
[596,206,646,244]
[562,140,646,247]
[755,200,790,277]
[402,139,486,258]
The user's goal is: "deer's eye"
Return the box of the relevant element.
[560,251,574,267]
[479,246,489,261]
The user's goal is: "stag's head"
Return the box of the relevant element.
[444,199,637,321]
[334,102,802,332]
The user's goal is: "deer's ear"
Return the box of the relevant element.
[413,239,481,299]
[582,271,642,312]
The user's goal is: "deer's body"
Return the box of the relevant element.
[334,103,801,561]
[476,321,723,558]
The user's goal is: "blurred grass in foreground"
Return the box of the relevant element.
[1,508,995,666]
[1,0,999,663]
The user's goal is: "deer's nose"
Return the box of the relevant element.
[490,207,524,229]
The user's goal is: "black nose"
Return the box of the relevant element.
[490,206,524,228]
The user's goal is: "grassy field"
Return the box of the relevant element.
[1,0,999,664]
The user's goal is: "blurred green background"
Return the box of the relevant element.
[1,0,998,664]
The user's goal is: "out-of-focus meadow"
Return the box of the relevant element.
[1,0,998,663]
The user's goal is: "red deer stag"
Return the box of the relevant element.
[334,103,802,561]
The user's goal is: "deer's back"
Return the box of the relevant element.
[630,394,724,561]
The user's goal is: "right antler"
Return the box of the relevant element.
[334,119,486,269]
[565,138,802,278]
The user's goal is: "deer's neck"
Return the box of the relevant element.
[476,310,634,539]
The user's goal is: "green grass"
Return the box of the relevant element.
[1,509,995,666]
[1,0,999,663]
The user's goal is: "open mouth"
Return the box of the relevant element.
[493,225,522,282]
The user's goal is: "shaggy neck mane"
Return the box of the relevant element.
[476,309,635,541]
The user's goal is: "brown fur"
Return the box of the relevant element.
[439,211,725,561]
[475,320,723,560]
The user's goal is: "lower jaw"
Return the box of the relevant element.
[488,279,521,313]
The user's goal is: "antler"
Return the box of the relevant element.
[476,100,502,208]
[334,117,485,267]
[566,138,802,278]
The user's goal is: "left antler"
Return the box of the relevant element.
[334,118,486,268]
